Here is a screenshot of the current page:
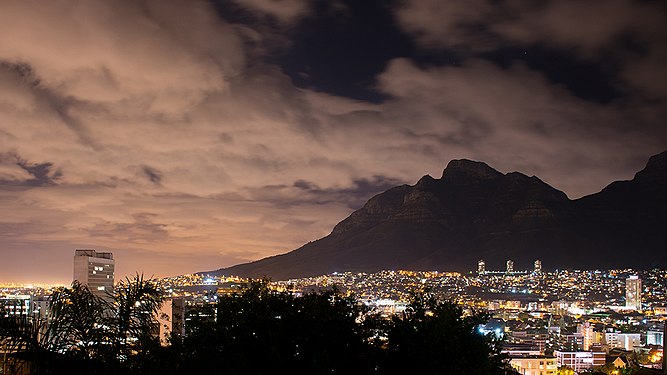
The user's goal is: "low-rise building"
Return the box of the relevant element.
[554,350,605,373]
[509,355,557,375]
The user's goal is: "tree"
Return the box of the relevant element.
[0,275,163,375]
[378,291,511,375]
[106,273,163,373]
[177,279,373,374]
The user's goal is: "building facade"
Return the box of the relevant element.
[478,260,486,274]
[625,275,642,311]
[646,329,664,346]
[0,295,31,318]
[554,351,605,373]
[577,322,595,351]
[510,355,557,375]
[73,249,115,298]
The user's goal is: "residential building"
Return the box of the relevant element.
[577,322,595,351]
[554,351,605,373]
[646,329,664,346]
[509,355,557,375]
[0,295,31,318]
[617,333,641,351]
[625,275,642,311]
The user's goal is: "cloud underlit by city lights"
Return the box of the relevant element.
[0,0,665,283]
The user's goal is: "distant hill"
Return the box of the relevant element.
[205,151,667,280]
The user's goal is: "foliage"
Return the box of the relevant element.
[378,291,510,375]
[2,279,513,375]
[0,275,162,375]
[175,279,372,374]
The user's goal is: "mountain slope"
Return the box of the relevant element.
[207,151,667,279]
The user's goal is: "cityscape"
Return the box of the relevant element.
[2,249,665,374]
[2,0,667,374]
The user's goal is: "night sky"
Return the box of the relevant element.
[1,0,666,284]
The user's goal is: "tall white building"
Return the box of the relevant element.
[73,249,114,298]
[506,260,514,273]
[625,275,642,311]
[577,322,595,351]
[534,260,542,273]
[478,260,486,274]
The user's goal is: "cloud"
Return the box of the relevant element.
[380,57,666,186]
[142,166,162,185]
[394,0,667,100]
[0,0,664,283]
[0,0,244,116]
[230,0,312,24]
[0,152,61,186]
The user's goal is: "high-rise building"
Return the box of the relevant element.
[577,322,595,351]
[73,249,114,298]
[506,260,514,273]
[478,260,486,274]
[534,260,542,273]
[625,275,642,311]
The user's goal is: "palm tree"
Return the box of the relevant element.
[0,274,163,375]
[0,281,109,374]
[106,273,163,370]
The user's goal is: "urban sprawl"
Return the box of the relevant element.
[1,251,665,374]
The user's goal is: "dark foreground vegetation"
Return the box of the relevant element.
[0,276,512,374]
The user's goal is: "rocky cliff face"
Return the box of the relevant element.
[207,151,667,280]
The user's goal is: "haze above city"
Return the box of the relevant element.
[1,0,666,284]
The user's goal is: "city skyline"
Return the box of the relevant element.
[1,0,666,284]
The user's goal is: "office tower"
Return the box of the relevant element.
[534,260,542,273]
[477,260,486,274]
[625,275,641,311]
[73,249,115,298]
[506,260,514,273]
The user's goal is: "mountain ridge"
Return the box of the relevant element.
[205,151,667,280]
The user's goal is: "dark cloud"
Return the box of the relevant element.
[394,0,667,101]
[142,166,162,185]
[0,0,665,283]
[250,175,407,209]
[0,153,61,187]
[86,213,169,243]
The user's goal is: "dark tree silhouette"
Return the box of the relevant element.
[176,279,373,374]
[0,275,163,375]
[378,291,511,375]
[2,278,514,375]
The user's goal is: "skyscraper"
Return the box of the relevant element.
[506,260,514,273]
[625,275,641,311]
[73,249,115,298]
[477,260,486,274]
[534,260,542,273]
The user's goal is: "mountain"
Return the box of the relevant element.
[206,151,667,280]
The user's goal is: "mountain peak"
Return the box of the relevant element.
[208,151,667,279]
[634,150,667,185]
[441,159,502,181]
